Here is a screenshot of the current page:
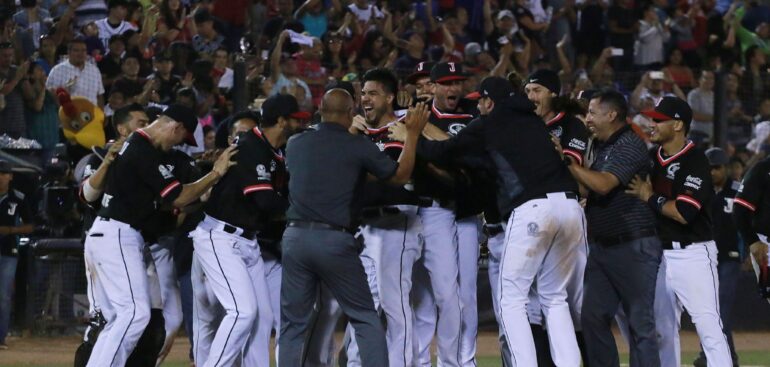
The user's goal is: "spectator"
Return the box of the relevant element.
[394,31,427,78]
[0,42,32,138]
[726,71,753,146]
[211,0,250,52]
[347,0,383,24]
[97,35,125,90]
[574,0,607,61]
[294,0,328,39]
[295,38,327,107]
[483,9,517,59]
[35,35,58,75]
[321,31,347,80]
[13,0,52,49]
[754,98,770,124]
[46,39,105,106]
[94,0,137,50]
[739,45,770,116]
[147,51,181,105]
[155,0,194,47]
[190,8,225,59]
[662,48,695,89]
[24,62,60,155]
[211,47,233,92]
[112,52,153,105]
[634,3,669,71]
[203,124,216,150]
[513,0,549,59]
[357,30,394,72]
[104,89,125,117]
[608,0,638,71]
[73,0,109,28]
[688,70,715,140]
[269,30,312,109]
[732,5,770,59]
[668,2,700,68]
[630,70,685,111]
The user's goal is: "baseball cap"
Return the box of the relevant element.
[162,104,199,146]
[466,76,514,103]
[497,10,514,20]
[526,69,561,95]
[642,97,692,127]
[261,94,312,123]
[431,62,469,84]
[576,89,597,101]
[705,147,729,166]
[0,160,12,173]
[464,42,482,57]
[406,61,435,84]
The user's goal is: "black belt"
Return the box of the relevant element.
[361,207,401,220]
[223,224,257,240]
[592,228,658,247]
[287,220,355,234]
[484,224,504,236]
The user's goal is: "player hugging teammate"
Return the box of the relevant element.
[76,63,763,367]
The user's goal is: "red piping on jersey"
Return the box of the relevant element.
[546,112,566,126]
[136,129,151,140]
[252,127,285,161]
[431,102,474,119]
[656,141,695,167]
[564,149,583,165]
[734,198,756,211]
[383,142,404,149]
[160,181,181,198]
[243,184,273,194]
[676,194,701,210]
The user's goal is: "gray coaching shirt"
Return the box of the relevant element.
[586,124,657,238]
[285,122,399,228]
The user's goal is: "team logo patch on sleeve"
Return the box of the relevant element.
[158,164,175,179]
[257,164,272,180]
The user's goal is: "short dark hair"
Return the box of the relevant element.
[591,88,628,122]
[67,39,87,51]
[362,68,399,95]
[113,103,145,130]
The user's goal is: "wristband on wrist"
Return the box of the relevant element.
[647,194,667,214]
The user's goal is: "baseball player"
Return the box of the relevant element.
[406,61,436,103]
[390,76,585,366]
[409,61,479,367]
[626,97,732,367]
[524,69,590,365]
[84,104,235,367]
[733,155,770,304]
[340,68,426,367]
[190,94,306,367]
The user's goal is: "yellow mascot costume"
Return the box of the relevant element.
[57,88,105,150]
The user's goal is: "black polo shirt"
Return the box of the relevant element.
[286,122,398,229]
[205,126,289,232]
[98,129,184,230]
[713,180,742,262]
[734,157,770,245]
[650,141,714,244]
[586,125,657,239]
[0,189,33,256]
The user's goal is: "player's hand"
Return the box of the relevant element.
[750,241,769,265]
[404,102,430,136]
[387,122,407,142]
[625,175,653,201]
[397,90,413,108]
[104,137,126,164]
[551,134,564,158]
[212,145,238,177]
[349,114,367,134]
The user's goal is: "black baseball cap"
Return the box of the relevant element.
[642,96,692,127]
[407,61,435,84]
[0,160,13,173]
[705,147,729,166]
[261,94,311,124]
[431,62,469,84]
[108,0,130,9]
[162,104,199,146]
[526,69,560,95]
[466,76,514,102]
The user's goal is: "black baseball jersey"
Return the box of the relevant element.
[140,150,202,243]
[205,126,288,232]
[98,130,184,230]
[649,141,714,244]
[546,112,590,166]
[733,157,770,245]
[79,150,106,239]
[0,189,33,256]
[712,180,742,262]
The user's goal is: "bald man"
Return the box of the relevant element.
[279,89,429,367]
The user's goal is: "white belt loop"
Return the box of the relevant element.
[546,192,567,200]
[202,215,244,236]
[672,241,682,250]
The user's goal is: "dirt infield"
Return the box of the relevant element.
[1,331,769,366]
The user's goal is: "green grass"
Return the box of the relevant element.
[5,352,770,367]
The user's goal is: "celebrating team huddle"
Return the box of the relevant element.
[76,62,770,367]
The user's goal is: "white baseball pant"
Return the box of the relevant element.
[304,285,343,367]
[456,216,480,367]
[191,251,224,366]
[347,207,423,367]
[498,193,584,367]
[654,241,732,367]
[413,205,462,367]
[148,239,183,364]
[263,252,282,364]
[485,225,513,367]
[84,218,151,367]
[242,241,273,367]
[752,234,770,305]
[191,216,259,367]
